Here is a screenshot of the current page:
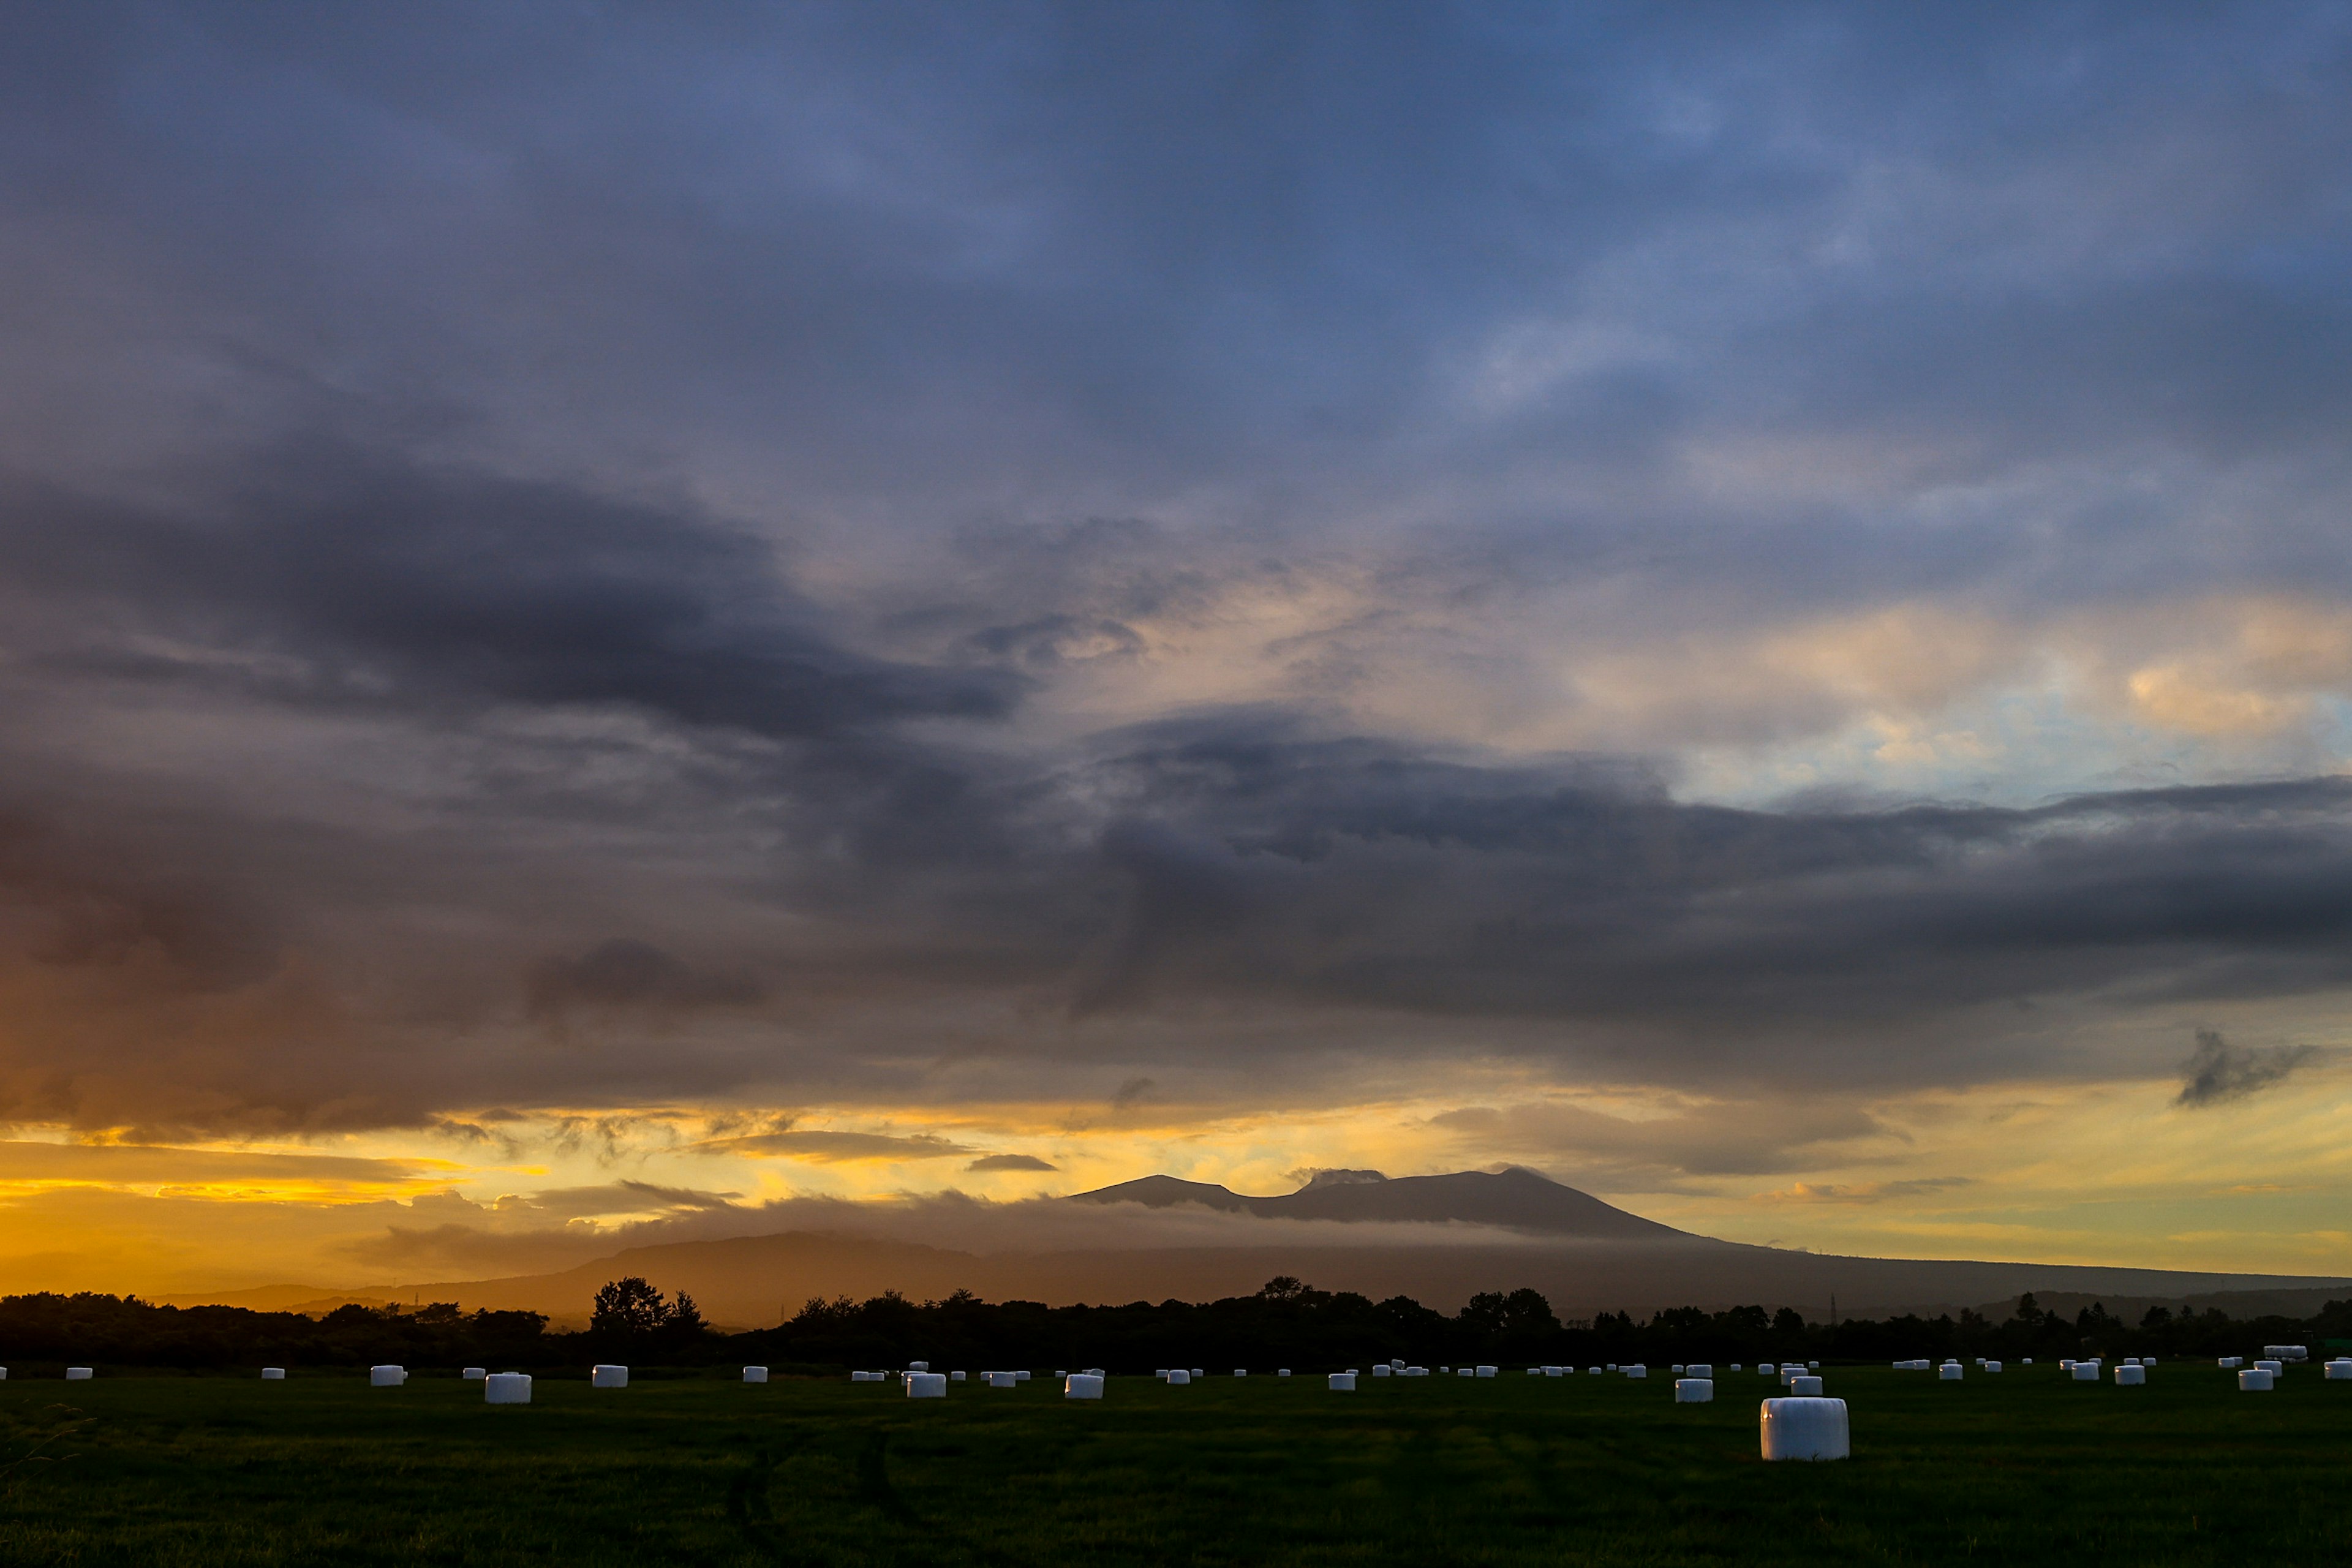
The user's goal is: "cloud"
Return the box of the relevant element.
[526,941,761,1018]
[1751,1178,1977,1206]
[964,1153,1058,1172]
[2174,1028,2326,1108]
[703,1131,978,1164]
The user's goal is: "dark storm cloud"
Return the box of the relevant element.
[0,447,1017,739]
[966,1154,1059,1173]
[2174,1028,2326,1107]
[527,941,761,1019]
[1,3,2351,1131]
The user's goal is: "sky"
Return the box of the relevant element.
[2,1,2352,1298]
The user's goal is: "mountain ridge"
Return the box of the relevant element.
[1068,1166,1686,1239]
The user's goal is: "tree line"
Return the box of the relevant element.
[2,1276,2345,1373]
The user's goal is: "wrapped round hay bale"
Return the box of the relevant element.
[1586,1367,1600,1376]
[2124,1357,2141,1366]
[1672,1364,1685,1375]
[2021,1357,2033,1365]
[2217,1356,2241,1369]
[1458,1367,1474,1378]
[2255,1359,2284,1377]
[461,1366,487,1381]
[368,1365,403,1387]
[1372,1365,1393,1377]
[742,1366,769,1384]
[1807,1361,1820,1370]
[1729,1363,1743,1372]
[1760,1396,1849,1462]
[1476,1365,1498,1378]
[260,1367,286,1380]
[1686,1363,1713,1379]
[2240,1367,2275,1392]
[2114,1365,2145,1385]
[1017,1371,1035,1382]
[1675,1378,1714,1403]
[2322,1360,2351,1381]
[1984,1360,2002,1373]
[1406,1366,1428,1377]
[951,1370,967,1381]
[485,1372,532,1405]
[1625,1365,1648,1379]
[1328,1372,1356,1391]
[908,1361,929,1372]
[1758,1363,1776,1375]
[907,1373,947,1398]
[1790,1376,1823,1396]
[1234,1368,1248,1378]
[1189,1368,1202,1379]
[1939,1363,1962,1382]
[2070,1362,2099,1382]
[2264,1344,2309,1362]
[1544,1365,1564,1377]
[1279,1368,1291,1377]
[1605,1363,1617,1373]
[65,1366,94,1381]
[1166,1369,1190,1385]
[1086,1368,1106,1377]
[1065,1373,1105,1400]
[987,1371,1017,1388]
[590,1365,628,1389]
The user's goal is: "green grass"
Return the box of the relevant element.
[0,1365,2346,1566]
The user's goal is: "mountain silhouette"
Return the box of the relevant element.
[1069,1166,1686,1239]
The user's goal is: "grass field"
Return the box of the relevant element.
[1,1365,2346,1566]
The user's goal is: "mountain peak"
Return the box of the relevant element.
[1069,1166,1684,1240]
[1297,1168,1387,1190]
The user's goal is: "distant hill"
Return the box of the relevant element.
[152,1169,2352,1330]
[1069,1166,1685,1238]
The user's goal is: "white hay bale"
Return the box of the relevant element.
[260,1367,285,1380]
[1234,1368,1248,1378]
[1458,1367,1473,1378]
[1672,1364,1684,1374]
[2021,1357,2032,1365]
[1605,1363,1617,1372]
[1372,1365,1392,1376]
[1587,1366,1600,1376]
[987,1370,1017,1388]
[1939,1363,1962,1382]
[2255,1359,2284,1376]
[1544,1365,1563,1377]
[1526,1368,1540,1376]
[1984,1360,2002,1373]
[368,1365,402,1387]
[591,1365,628,1389]
[1476,1365,1497,1378]
[1758,1363,1775,1375]
[2070,1362,2099,1382]
[1729,1363,1742,1372]
[1017,1371,1035,1382]
[1279,1368,1291,1377]
[951,1370,967,1381]
[461,1366,487,1381]
[1686,1363,1712,1379]
[1760,1396,1849,1461]
[1189,1368,1202,1378]
[65,1366,94,1381]
[742,1366,769,1384]
[908,1360,929,1372]
[1166,1369,1189,1385]
[2114,1365,2145,1385]
[2124,1357,2140,1366]
[1086,1367,1105,1377]
[1065,1373,1104,1400]
[1675,1378,1713,1403]
[485,1372,532,1404]
[1790,1376,1823,1396]
[2323,1360,2351,1381]
[1807,1361,1820,1370]
[1328,1373,1355,1391]
[2263,1345,2308,1362]
[907,1373,946,1398]
[2217,1356,2241,1369]
[1406,1366,1427,1377]
[1626,1365,1648,1379]
[2240,1368,2275,1392]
